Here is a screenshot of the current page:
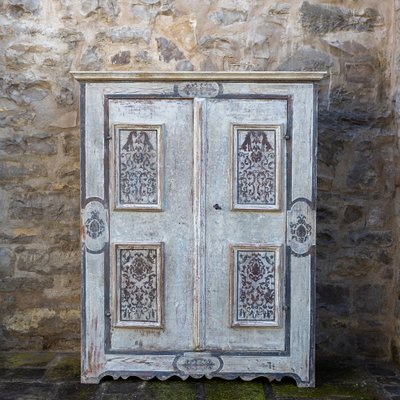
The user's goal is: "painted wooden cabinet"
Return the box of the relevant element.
[72,71,324,387]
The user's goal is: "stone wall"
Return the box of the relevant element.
[393,0,400,364]
[0,0,399,359]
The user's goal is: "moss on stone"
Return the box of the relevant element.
[56,383,98,400]
[272,382,378,399]
[0,352,55,368]
[44,354,80,381]
[204,380,265,400]
[75,387,98,400]
[316,360,367,385]
[145,381,197,400]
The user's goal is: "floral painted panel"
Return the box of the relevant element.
[117,244,162,327]
[233,126,281,210]
[232,246,280,327]
[116,126,161,209]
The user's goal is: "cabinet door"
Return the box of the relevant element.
[203,99,288,352]
[107,98,195,351]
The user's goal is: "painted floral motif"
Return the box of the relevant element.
[237,129,276,205]
[290,214,312,244]
[119,129,158,205]
[237,250,275,321]
[120,248,158,322]
[84,210,105,239]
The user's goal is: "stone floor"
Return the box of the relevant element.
[0,353,399,399]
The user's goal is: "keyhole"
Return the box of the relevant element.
[213,204,222,210]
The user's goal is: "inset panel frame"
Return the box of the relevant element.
[231,124,282,211]
[113,124,163,211]
[230,244,282,328]
[113,242,164,329]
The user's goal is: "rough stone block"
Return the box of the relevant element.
[8,191,78,222]
[343,205,364,224]
[324,39,368,56]
[5,43,52,68]
[0,367,46,380]
[0,247,15,278]
[356,332,390,358]
[347,159,379,190]
[377,375,400,384]
[15,247,50,273]
[111,51,131,65]
[317,205,338,224]
[317,284,350,314]
[176,59,193,71]
[156,37,184,62]
[55,86,74,106]
[0,274,54,293]
[317,174,333,192]
[0,133,56,156]
[277,47,333,71]
[27,134,57,155]
[355,284,387,314]
[62,132,79,156]
[0,110,36,130]
[14,87,49,105]
[96,27,151,44]
[80,46,102,70]
[57,29,84,46]
[209,9,248,26]
[300,1,382,35]
[134,50,152,64]
[80,0,120,19]
[56,383,98,400]
[0,161,47,181]
[269,3,290,16]
[131,4,157,22]
[386,386,400,395]
[50,111,77,128]
[345,63,376,86]
[139,0,160,4]
[223,57,268,71]
[8,0,40,14]
[316,229,337,247]
[49,229,80,252]
[198,35,233,56]
[0,327,44,351]
[0,383,55,400]
[349,230,394,247]
[0,230,39,246]
[328,247,394,282]
[55,163,79,184]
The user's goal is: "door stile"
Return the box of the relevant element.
[193,98,206,350]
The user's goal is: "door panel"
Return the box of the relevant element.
[114,125,163,210]
[204,98,288,351]
[230,244,282,328]
[108,99,195,351]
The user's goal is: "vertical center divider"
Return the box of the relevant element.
[193,97,206,350]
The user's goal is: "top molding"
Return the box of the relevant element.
[70,71,327,83]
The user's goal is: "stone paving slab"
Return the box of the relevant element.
[0,352,399,399]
